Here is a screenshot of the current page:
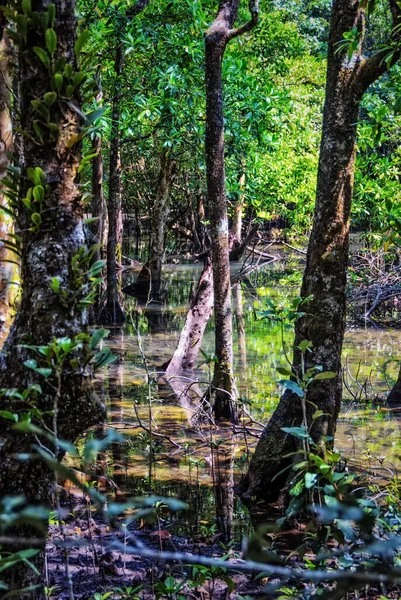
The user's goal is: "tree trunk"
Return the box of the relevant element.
[241,0,401,502]
[100,42,125,324]
[0,1,104,595]
[388,363,401,404]
[91,132,108,317]
[0,29,17,341]
[165,259,214,374]
[135,152,176,300]
[91,134,108,259]
[205,0,258,422]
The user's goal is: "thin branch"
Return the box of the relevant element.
[227,0,259,41]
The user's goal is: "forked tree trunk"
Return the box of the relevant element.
[0,1,104,595]
[135,152,176,299]
[100,41,125,324]
[205,0,258,422]
[0,28,17,340]
[241,0,401,502]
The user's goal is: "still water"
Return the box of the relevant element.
[91,260,401,539]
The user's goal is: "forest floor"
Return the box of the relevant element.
[45,487,401,600]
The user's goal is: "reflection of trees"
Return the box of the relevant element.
[108,330,125,487]
[211,441,234,542]
[233,282,247,374]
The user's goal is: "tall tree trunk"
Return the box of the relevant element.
[91,135,108,257]
[241,0,401,503]
[0,1,104,595]
[0,28,17,341]
[205,0,258,422]
[91,132,108,315]
[100,42,125,324]
[135,152,176,299]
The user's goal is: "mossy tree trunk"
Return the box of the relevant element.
[205,0,258,422]
[0,0,104,595]
[241,0,401,502]
[0,27,18,340]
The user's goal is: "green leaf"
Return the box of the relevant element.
[33,47,50,68]
[32,121,45,143]
[21,0,32,14]
[43,92,57,107]
[89,328,109,351]
[276,366,292,377]
[31,100,50,123]
[313,371,337,381]
[53,73,63,91]
[281,426,311,440]
[35,368,52,378]
[47,4,56,27]
[45,29,57,56]
[279,379,304,398]
[304,472,318,489]
[72,71,86,89]
[32,185,44,203]
[0,411,18,422]
[85,106,106,124]
[24,359,37,370]
[74,30,90,58]
[31,213,42,226]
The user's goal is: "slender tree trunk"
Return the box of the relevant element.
[0,1,104,595]
[205,0,258,422]
[241,0,401,503]
[100,42,125,324]
[91,135,108,258]
[91,132,108,317]
[165,259,214,374]
[135,152,176,299]
[0,29,17,340]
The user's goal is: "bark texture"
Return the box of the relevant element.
[165,259,213,374]
[241,0,401,502]
[0,1,104,595]
[100,41,125,324]
[205,0,258,422]
[0,29,17,341]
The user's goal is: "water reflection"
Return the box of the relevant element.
[99,261,401,539]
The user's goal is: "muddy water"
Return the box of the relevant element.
[94,261,401,538]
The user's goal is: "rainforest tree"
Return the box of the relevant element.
[0,0,106,594]
[205,0,258,422]
[241,0,401,502]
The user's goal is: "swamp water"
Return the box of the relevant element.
[88,261,401,541]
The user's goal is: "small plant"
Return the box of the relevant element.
[154,576,186,600]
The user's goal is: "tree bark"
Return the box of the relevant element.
[241,0,401,502]
[165,259,214,374]
[0,28,17,341]
[135,152,176,299]
[0,1,104,595]
[91,132,108,316]
[205,0,258,422]
[100,41,125,324]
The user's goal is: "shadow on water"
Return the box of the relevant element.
[90,258,401,541]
